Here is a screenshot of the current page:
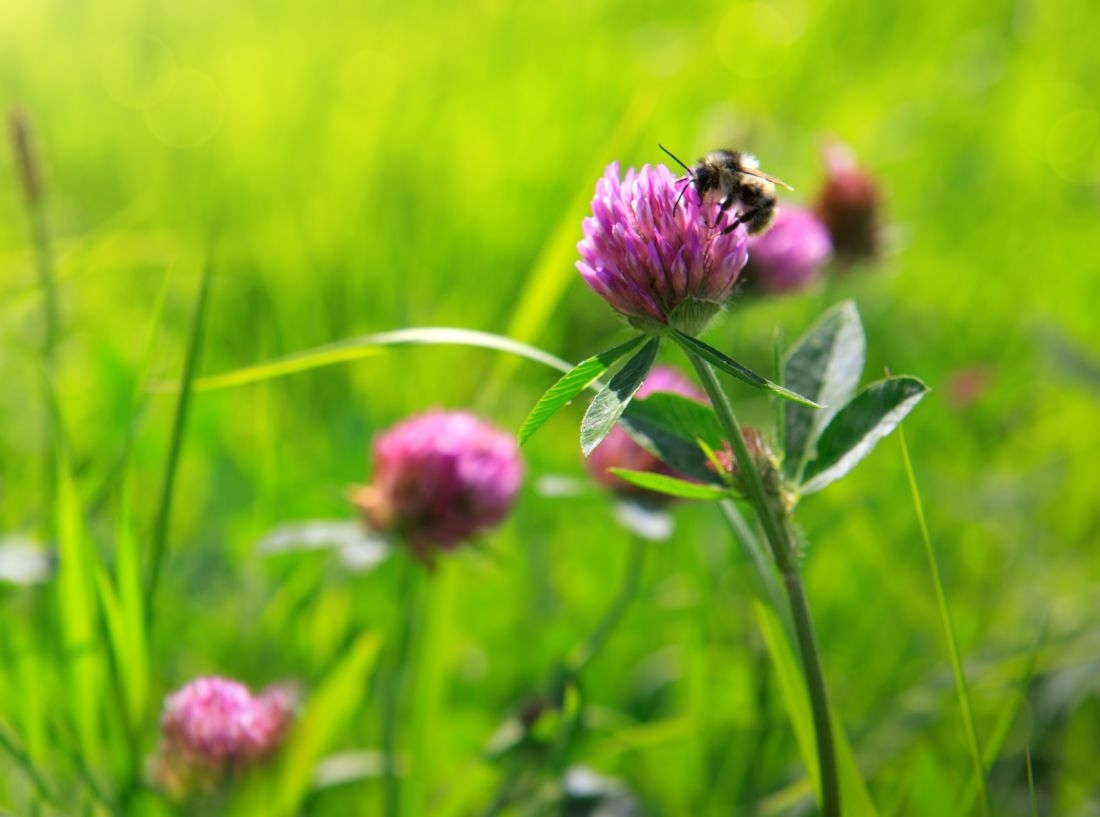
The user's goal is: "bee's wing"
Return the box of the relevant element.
[739,167,795,191]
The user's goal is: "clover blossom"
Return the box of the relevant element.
[155,676,294,794]
[744,205,833,294]
[352,410,524,564]
[577,162,750,336]
[813,141,881,263]
[585,365,707,505]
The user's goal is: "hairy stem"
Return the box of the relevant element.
[685,348,840,817]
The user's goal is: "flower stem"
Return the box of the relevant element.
[477,533,648,816]
[382,558,421,817]
[684,349,841,817]
[568,532,647,675]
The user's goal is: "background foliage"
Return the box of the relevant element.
[2,0,1098,813]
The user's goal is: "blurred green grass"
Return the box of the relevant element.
[2,0,1099,813]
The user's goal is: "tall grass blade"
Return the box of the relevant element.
[54,445,105,766]
[10,109,61,537]
[897,425,993,817]
[145,252,213,618]
[273,632,383,815]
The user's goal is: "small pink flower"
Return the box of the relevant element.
[585,365,707,504]
[744,205,833,295]
[577,162,750,336]
[156,676,294,794]
[813,141,882,263]
[352,410,524,564]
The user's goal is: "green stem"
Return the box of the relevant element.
[481,533,647,815]
[684,348,841,817]
[554,532,646,773]
[382,559,420,817]
[718,499,786,621]
[9,110,60,537]
[569,532,647,675]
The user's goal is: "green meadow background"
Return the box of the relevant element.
[2,0,1098,814]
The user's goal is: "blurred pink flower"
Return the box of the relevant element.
[585,365,707,505]
[352,410,524,564]
[813,141,882,263]
[577,162,750,336]
[156,676,294,794]
[944,365,993,409]
[744,205,833,295]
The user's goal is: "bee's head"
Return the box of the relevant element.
[693,160,719,194]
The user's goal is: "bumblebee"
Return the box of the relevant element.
[659,144,794,235]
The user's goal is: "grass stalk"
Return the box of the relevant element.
[145,253,213,622]
[897,425,993,817]
[9,109,61,534]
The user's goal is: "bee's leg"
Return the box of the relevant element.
[712,193,736,229]
[719,208,756,236]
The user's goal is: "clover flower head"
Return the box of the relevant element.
[744,205,833,294]
[813,141,882,262]
[156,676,295,794]
[577,162,750,336]
[352,410,524,564]
[585,365,708,505]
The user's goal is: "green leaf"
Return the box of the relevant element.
[608,469,729,500]
[518,335,645,445]
[580,336,660,456]
[618,393,726,484]
[55,447,105,763]
[272,633,383,815]
[672,330,822,408]
[801,376,929,494]
[783,300,866,480]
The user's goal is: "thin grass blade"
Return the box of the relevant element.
[55,446,105,764]
[897,425,992,817]
[145,253,213,616]
[276,632,383,815]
